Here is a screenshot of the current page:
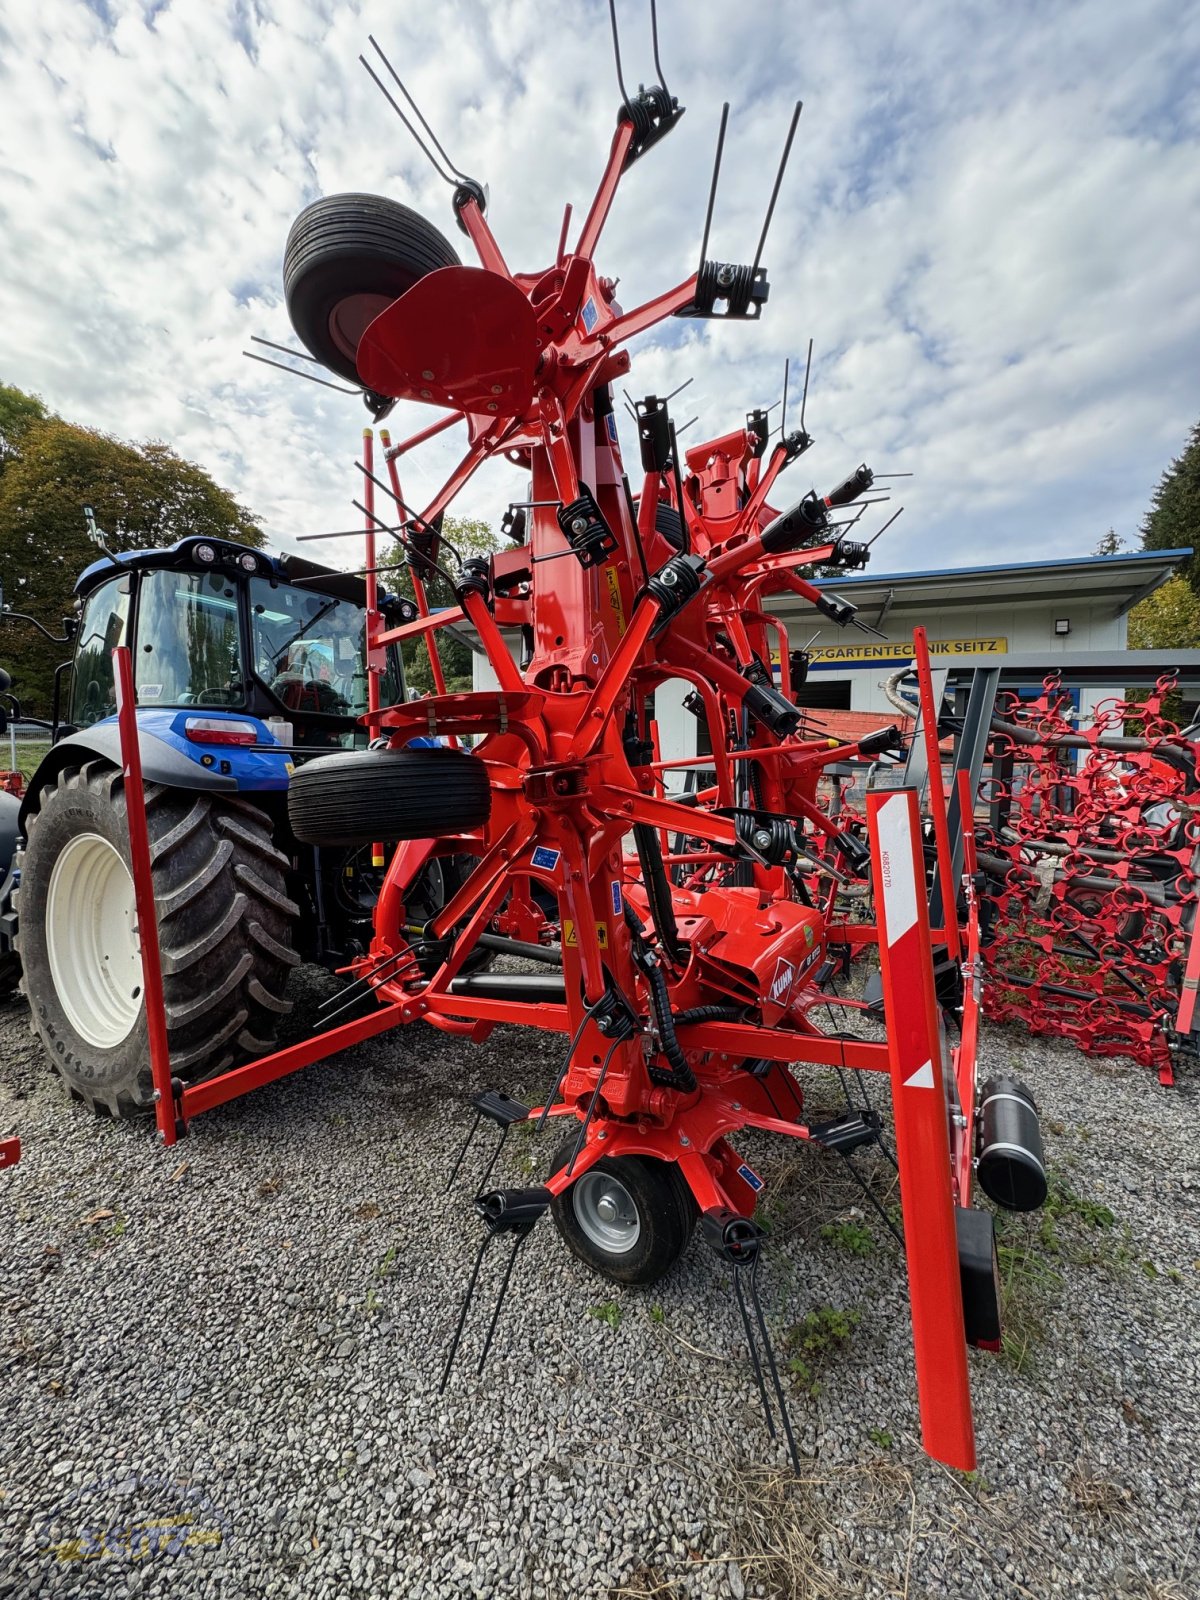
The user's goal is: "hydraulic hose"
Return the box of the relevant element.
[632,822,684,964]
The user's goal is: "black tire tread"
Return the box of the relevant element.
[283,192,460,383]
[16,764,298,1118]
[288,747,491,848]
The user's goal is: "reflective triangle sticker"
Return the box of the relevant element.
[903,1059,935,1089]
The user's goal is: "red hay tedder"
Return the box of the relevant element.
[49,12,1056,1472]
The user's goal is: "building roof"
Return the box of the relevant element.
[802,547,1193,618]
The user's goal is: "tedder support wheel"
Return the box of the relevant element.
[287,747,491,848]
[548,1136,697,1286]
[16,761,298,1118]
[283,192,461,384]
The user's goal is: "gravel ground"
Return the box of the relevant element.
[1,966,1198,1599]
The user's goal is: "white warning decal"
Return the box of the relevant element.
[903,1059,935,1089]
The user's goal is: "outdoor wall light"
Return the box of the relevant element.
[1054,618,1071,636]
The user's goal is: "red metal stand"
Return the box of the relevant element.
[113,646,178,1147]
[867,786,975,1470]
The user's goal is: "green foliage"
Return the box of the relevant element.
[784,1304,860,1396]
[993,1174,1123,1371]
[819,1218,875,1257]
[383,516,501,696]
[1093,528,1125,556]
[0,382,49,471]
[867,1427,893,1450]
[649,1303,665,1325]
[0,384,262,714]
[1141,420,1200,589]
[1127,574,1200,650]
[588,1300,622,1331]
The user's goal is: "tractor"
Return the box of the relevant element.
[0,530,466,1118]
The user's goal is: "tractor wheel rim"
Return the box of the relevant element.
[45,832,143,1050]
[573,1171,641,1255]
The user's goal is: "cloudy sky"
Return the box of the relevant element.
[1,0,1198,575]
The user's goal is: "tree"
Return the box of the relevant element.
[0,392,262,714]
[1094,528,1125,556]
[1127,574,1200,651]
[1141,421,1200,589]
[382,516,501,696]
[0,382,49,474]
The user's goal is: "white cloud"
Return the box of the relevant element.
[0,0,1196,577]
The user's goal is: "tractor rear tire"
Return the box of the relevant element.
[16,761,298,1118]
[284,193,461,384]
[287,747,491,847]
[548,1136,697,1286]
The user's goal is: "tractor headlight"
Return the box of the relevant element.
[195,543,217,564]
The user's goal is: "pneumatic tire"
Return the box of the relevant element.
[548,1136,697,1286]
[287,747,491,847]
[284,193,461,384]
[16,762,298,1118]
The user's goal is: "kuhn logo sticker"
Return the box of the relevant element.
[610,880,623,916]
[770,959,795,1005]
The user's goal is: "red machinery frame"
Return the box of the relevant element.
[114,53,994,1469]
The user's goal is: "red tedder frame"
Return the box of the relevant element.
[113,52,992,1468]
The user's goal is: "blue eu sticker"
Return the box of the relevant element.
[610,880,623,916]
[605,410,618,443]
[531,846,561,872]
[736,1162,765,1193]
[581,296,598,332]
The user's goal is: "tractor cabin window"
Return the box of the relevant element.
[69,575,132,727]
[248,579,400,719]
[134,569,245,708]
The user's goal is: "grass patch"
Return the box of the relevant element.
[993,1171,1128,1371]
[589,1300,622,1332]
[784,1304,860,1397]
[819,1218,874,1257]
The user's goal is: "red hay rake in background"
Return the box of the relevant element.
[973,675,1200,1084]
[112,8,1055,1472]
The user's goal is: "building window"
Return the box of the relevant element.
[793,678,852,710]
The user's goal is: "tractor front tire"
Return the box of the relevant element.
[16,762,298,1118]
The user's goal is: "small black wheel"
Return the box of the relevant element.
[548,1135,696,1285]
[287,747,491,847]
[283,193,461,384]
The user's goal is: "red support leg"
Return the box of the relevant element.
[867,786,974,1470]
[113,646,178,1146]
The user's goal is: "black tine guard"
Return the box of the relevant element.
[760,490,829,555]
[475,1186,552,1237]
[856,723,903,759]
[473,1090,531,1128]
[701,1207,763,1264]
[815,590,857,627]
[834,830,872,875]
[824,463,874,507]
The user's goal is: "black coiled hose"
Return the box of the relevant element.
[622,899,698,1092]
